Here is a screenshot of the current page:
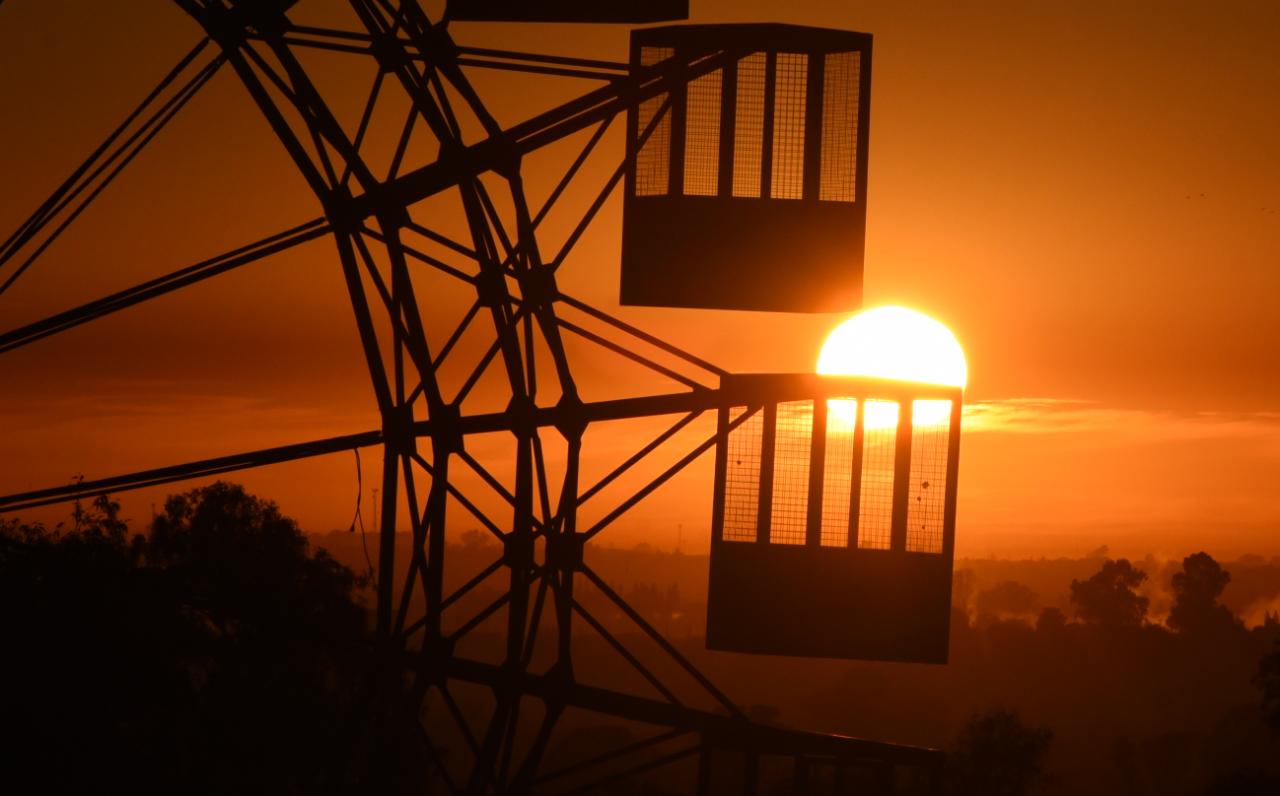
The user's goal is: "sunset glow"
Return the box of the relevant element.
[817,306,967,429]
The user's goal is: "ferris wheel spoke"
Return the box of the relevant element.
[0,54,224,298]
[0,427,380,514]
[0,217,329,355]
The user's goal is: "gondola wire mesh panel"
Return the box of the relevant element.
[769,400,813,545]
[907,401,952,553]
[621,24,873,312]
[707,374,962,662]
[723,406,764,541]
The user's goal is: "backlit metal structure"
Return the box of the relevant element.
[0,1,958,792]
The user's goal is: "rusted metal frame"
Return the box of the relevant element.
[571,598,682,705]
[575,412,733,539]
[0,54,224,296]
[0,428,381,513]
[581,404,757,542]
[234,43,343,187]
[497,692,525,788]
[359,49,736,217]
[521,576,551,668]
[534,728,688,786]
[442,657,944,766]
[508,702,566,792]
[350,231,398,322]
[551,438,581,671]
[405,219,479,260]
[398,552,503,638]
[419,728,466,796]
[717,50,737,197]
[757,403,778,543]
[363,225,477,284]
[802,51,824,201]
[546,96,670,274]
[0,218,328,355]
[847,397,866,548]
[513,51,731,160]
[454,447,518,508]
[890,400,914,552]
[580,565,743,718]
[806,397,828,547]
[557,744,703,796]
[454,57,622,82]
[420,456,452,645]
[760,51,776,199]
[394,447,430,635]
[473,183,516,266]
[557,291,726,379]
[533,112,615,229]
[431,300,482,372]
[409,450,506,540]
[253,27,386,194]
[345,0,458,142]
[577,410,703,507]
[269,36,371,56]
[557,316,705,390]
[287,24,377,43]
[386,104,419,181]
[384,227,449,409]
[942,398,963,559]
[446,589,512,643]
[0,37,212,266]
[452,337,502,406]
[708,405,732,547]
[436,683,483,757]
[340,69,386,187]
[2,389,724,513]
[454,45,628,73]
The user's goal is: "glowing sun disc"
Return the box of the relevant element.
[817,306,967,429]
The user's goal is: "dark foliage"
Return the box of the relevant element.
[1069,558,1149,629]
[946,709,1053,796]
[0,483,426,795]
[1169,552,1239,635]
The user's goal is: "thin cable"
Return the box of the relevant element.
[0,55,224,297]
[349,448,378,588]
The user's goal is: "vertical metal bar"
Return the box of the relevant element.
[718,52,737,197]
[890,400,914,552]
[760,51,777,199]
[806,397,827,547]
[854,42,873,206]
[710,404,730,545]
[669,49,688,196]
[847,398,865,548]
[756,402,778,544]
[942,395,963,559]
[802,50,824,201]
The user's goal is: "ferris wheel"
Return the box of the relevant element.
[0,2,963,792]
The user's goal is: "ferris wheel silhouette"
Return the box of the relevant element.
[0,2,962,792]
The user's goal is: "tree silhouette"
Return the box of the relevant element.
[1069,558,1149,629]
[0,482,427,794]
[1167,552,1238,635]
[1258,642,1280,734]
[946,708,1053,796]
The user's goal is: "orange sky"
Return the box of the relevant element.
[2,0,1279,558]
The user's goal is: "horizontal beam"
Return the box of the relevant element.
[0,429,381,514]
[441,656,943,768]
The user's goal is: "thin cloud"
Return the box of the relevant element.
[964,398,1280,444]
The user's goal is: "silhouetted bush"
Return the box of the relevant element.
[0,483,427,795]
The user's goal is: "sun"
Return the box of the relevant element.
[817,306,967,429]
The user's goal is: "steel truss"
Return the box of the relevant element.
[0,2,941,792]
